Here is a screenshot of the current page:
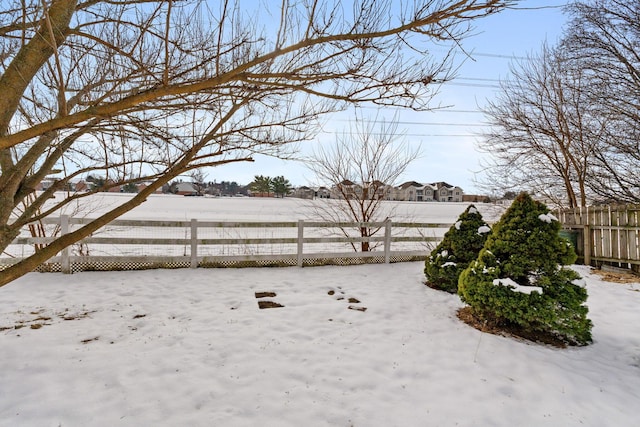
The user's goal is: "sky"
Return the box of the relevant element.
[208,1,570,194]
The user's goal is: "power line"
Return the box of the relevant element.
[357,106,484,114]
[507,4,568,11]
[432,109,485,114]
[320,131,479,138]
[447,82,501,88]
[334,119,488,127]
[433,47,529,61]
[457,77,506,83]
[465,51,527,60]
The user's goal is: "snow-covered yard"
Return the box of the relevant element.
[1,262,639,426]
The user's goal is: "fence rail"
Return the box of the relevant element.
[2,216,447,273]
[556,204,640,273]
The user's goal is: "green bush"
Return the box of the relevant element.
[458,193,592,345]
[425,204,491,293]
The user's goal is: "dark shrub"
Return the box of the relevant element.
[425,205,491,293]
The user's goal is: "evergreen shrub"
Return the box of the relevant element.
[425,204,491,293]
[458,193,592,345]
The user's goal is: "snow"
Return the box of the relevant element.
[493,277,543,295]
[1,264,640,426]
[572,278,587,288]
[2,195,640,426]
[44,193,507,224]
[441,261,457,267]
[454,220,462,230]
[468,206,479,214]
[538,213,558,223]
[477,225,491,234]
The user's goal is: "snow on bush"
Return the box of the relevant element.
[538,213,558,223]
[477,225,491,234]
[493,278,543,295]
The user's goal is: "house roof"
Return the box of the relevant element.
[176,182,196,192]
[398,181,423,189]
[430,181,463,190]
[430,181,454,189]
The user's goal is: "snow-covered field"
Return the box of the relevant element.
[6,194,507,259]
[2,196,639,426]
[45,192,507,223]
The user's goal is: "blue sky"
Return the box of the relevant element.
[210,1,569,194]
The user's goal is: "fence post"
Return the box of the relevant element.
[384,218,392,263]
[297,220,304,267]
[190,218,198,268]
[583,224,592,266]
[60,215,70,274]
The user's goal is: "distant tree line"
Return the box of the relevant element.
[162,179,250,196]
[76,174,296,197]
[248,175,293,198]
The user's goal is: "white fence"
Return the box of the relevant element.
[2,216,450,273]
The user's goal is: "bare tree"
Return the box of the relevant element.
[479,0,640,207]
[0,0,512,286]
[478,43,601,208]
[562,0,640,203]
[190,169,207,196]
[307,114,420,251]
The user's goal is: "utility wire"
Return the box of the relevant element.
[334,120,488,127]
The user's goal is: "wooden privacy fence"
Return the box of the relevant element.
[2,216,449,273]
[556,205,640,272]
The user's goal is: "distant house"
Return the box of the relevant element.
[329,180,389,200]
[368,180,388,200]
[323,179,464,202]
[249,191,272,198]
[75,180,88,192]
[432,181,463,202]
[175,182,197,196]
[315,186,330,199]
[389,181,463,202]
[35,179,56,192]
[105,179,122,192]
[330,180,360,199]
[391,181,437,201]
[292,186,315,199]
